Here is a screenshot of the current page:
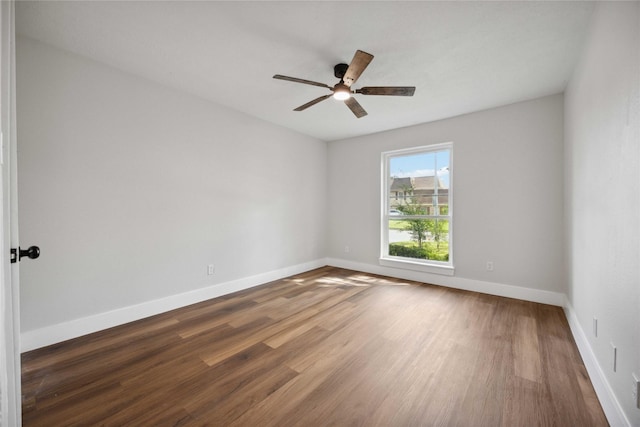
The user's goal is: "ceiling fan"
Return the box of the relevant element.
[273,50,416,118]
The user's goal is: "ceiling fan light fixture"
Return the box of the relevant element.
[333,89,351,101]
[333,82,352,100]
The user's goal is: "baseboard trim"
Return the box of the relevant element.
[563,299,630,427]
[20,258,327,353]
[327,258,564,306]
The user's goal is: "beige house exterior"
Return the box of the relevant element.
[389,175,449,215]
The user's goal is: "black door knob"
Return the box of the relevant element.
[19,246,40,261]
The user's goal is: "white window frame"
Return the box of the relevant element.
[380,142,454,276]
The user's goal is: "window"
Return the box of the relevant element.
[381,143,453,275]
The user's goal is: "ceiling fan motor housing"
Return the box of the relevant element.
[334,63,349,80]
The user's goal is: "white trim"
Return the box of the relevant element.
[0,1,21,425]
[327,257,564,306]
[563,299,630,427]
[20,258,326,352]
[379,257,454,276]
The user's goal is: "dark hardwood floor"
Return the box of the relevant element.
[21,266,608,426]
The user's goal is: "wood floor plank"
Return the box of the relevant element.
[201,307,320,367]
[263,297,360,349]
[501,375,554,427]
[21,317,181,374]
[188,363,299,424]
[514,315,542,383]
[21,266,607,426]
[226,296,290,328]
[173,297,257,323]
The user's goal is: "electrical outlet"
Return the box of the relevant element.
[593,317,598,337]
[632,373,640,409]
[344,246,350,253]
[486,261,494,271]
[611,343,617,372]
[207,264,215,275]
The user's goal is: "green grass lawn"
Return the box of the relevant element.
[389,219,407,230]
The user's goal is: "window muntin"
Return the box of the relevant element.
[381,143,453,272]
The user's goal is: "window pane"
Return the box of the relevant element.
[389,150,450,217]
[387,218,449,262]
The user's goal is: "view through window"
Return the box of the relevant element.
[382,144,452,269]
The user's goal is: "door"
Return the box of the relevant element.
[0,1,21,425]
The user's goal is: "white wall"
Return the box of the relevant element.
[565,2,640,425]
[16,37,327,340]
[327,94,565,299]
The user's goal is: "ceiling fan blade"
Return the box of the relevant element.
[342,50,374,87]
[273,75,332,89]
[293,94,333,111]
[356,86,416,96]
[344,97,368,118]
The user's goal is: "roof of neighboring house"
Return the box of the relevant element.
[413,176,448,191]
[390,177,412,191]
[390,176,448,191]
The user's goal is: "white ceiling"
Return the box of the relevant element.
[16,1,594,142]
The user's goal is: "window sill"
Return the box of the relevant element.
[379,257,455,276]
